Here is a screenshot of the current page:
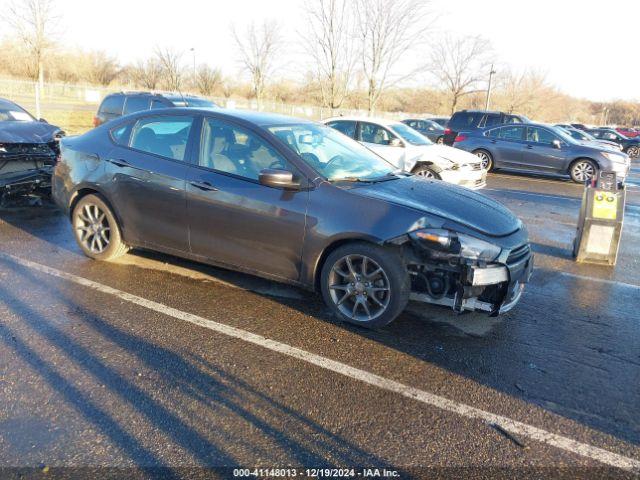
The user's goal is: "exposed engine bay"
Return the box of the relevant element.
[0,142,58,205]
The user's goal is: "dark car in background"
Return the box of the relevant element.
[616,127,639,138]
[429,117,449,128]
[93,92,218,127]
[589,128,640,158]
[401,118,445,143]
[53,109,532,327]
[443,110,528,146]
[0,98,64,204]
[453,123,630,183]
[555,125,623,151]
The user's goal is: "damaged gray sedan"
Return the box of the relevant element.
[53,109,533,328]
[0,98,64,204]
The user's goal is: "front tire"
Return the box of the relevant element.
[412,164,441,179]
[569,159,598,183]
[72,194,129,261]
[473,149,493,171]
[626,146,639,158]
[320,243,410,329]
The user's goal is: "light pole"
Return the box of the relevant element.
[485,64,496,111]
[190,47,196,80]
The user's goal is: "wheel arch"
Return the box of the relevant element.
[411,161,442,174]
[69,187,126,239]
[568,156,600,174]
[312,235,385,292]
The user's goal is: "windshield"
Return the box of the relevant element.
[389,123,432,146]
[268,123,396,181]
[0,105,35,122]
[425,120,444,131]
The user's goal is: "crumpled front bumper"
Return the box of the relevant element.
[439,167,487,190]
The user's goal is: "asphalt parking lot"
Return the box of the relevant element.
[0,166,639,478]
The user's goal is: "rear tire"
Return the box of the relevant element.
[569,159,598,183]
[473,149,493,171]
[412,164,441,179]
[72,194,129,261]
[320,242,410,329]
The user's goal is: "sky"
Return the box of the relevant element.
[3,0,638,102]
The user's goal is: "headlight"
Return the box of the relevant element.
[411,228,501,261]
[601,151,626,163]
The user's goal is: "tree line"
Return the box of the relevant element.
[1,0,639,126]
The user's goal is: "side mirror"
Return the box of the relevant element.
[389,138,404,147]
[39,118,48,123]
[259,168,301,190]
[552,139,562,149]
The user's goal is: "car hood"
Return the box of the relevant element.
[353,176,521,237]
[0,121,61,144]
[408,143,480,166]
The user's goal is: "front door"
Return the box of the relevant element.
[522,126,567,172]
[106,114,196,252]
[358,122,406,169]
[186,116,308,281]
[490,125,526,167]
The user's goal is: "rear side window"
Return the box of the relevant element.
[449,112,484,130]
[498,126,524,141]
[327,120,356,138]
[129,115,194,161]
[124,96,151,115]
[99,95,124,115]
[482,115,501,128]
[111,122,133,145]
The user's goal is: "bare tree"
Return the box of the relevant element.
[3,0,58,117]
[194,64,222,96]
[154,47,184,91]
[497,68,549,115]
[302,0,356,113]
[353,0,432,114]
[130,59,163,90]
[232,20,281,107]
[429,34,493,115]
[87,51,120,86]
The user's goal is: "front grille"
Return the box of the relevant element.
[507,244,531,264]
[470,162,483,171]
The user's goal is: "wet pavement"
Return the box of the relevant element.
[0,165,639,478]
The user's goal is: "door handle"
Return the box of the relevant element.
[526,145,534,149]
[108,158,131,167]
[490,140,497,144]
[190,180,218,192]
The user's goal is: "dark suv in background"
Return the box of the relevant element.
[93,92,218,127]
[444,110,529,146]
[589,128,640,158]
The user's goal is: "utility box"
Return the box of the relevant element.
[573,171,625,266]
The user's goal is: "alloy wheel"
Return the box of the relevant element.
[328,254,391,322]
[415,168,436,178]
[74,203,111,254]
[572,161,595,182]
[628,146,639,158]
[475,151,491,170]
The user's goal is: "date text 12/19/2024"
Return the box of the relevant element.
[233,468,400,478]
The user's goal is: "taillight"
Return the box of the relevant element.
[93,116,101,127]
[454,134,467,143]
[444,128,452,135]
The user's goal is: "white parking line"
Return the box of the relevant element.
[1,252,639,472]
[558,272,640,290]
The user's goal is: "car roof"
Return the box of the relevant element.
[117,107,317,127]
[0,97,21,109]
[323,116,402,127]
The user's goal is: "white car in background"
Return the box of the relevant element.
[323,116,487,189]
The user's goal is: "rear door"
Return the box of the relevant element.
[522,126,567,171]
[358,122,405,169]
[489,125,526,167]
[106,113,196,252]
[186,116,308,281]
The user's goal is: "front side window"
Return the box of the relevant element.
[326,120,357,138]
[129,115,194,161]
[199,118,288,181]
[526,127,558,145]
[498,126,524,141]
[603,131,621,140]
[359,122,396,145]
[268,123,395,182]
[124,97,151,115]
